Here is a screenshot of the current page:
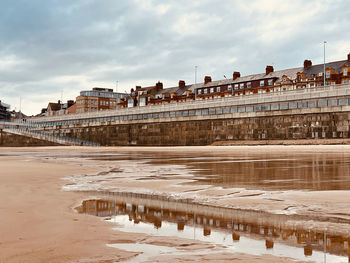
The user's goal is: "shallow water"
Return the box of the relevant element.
[88,151,350,191]
[3,147,350,261]
[76,197,350,262]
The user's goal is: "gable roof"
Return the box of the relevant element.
[186,67,303,93]
[47,102,61,111]
[302,60,350,78]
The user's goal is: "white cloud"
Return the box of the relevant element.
[172,12,222,37]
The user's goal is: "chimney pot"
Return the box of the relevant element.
[179,80,186,88]
[204,76,212,84]
[156,81,163,90]
[233,71,241,80]
[304,60,312,69]
[266,65,274,75]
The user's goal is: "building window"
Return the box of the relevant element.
[234,84,239,90]
[240,83,244,89]
[227,85,232,91]
[210,87,214,93]
[260,80,264,87]
[318,72,323,77]
[217,86,221,92]
[197,89,202,94]
[326,71,330,78]
[204,89,208,94]
[139,97,146,107]
[297,75,301,81]
[247,82,251,89]
[344,68,348,76]
[268,79,273,86]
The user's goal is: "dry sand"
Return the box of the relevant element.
[2,146,346,262]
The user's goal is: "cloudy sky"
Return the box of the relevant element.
[1,0,349,115]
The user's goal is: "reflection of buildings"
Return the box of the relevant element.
[77,198,350,258]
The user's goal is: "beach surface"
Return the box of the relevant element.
[1,146,350,262]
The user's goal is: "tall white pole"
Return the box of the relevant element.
[323,41,327,87]
[60,89,63,110]
[19,96,22,119]
[194,66,198,100]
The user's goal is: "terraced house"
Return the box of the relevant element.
[119,53,350,108]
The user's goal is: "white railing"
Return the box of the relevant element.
[11,83,350,124]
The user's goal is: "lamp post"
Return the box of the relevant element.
[323,41,327,87]
[194,66,198,100]
[19,96,22,120]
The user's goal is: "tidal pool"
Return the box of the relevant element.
[76,195,350,263]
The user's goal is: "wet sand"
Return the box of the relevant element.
[2,146,350,262]
[0,157,136,263]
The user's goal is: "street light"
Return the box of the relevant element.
[194,66,198,100]
[323,41,327,87]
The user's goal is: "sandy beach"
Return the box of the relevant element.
[1,146,350,262]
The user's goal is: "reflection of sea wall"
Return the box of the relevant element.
[77,197,350,258]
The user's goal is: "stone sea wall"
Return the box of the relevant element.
[0,131,58,147]
[59,111,350,146]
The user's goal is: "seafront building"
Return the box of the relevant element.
[38,52,350,115]
[2,52,350,147]
[0,100,11,120]
[76,87,128,113]
[120,53,350,108]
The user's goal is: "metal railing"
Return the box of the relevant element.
[29,83,350,123]
[1,125,100,146]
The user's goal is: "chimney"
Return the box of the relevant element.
[67,100,74,107]
[135,86,141,91]
[348,53,350,62]
[156,81,163,90]
[304,60,312,69]
[233,71,241,80]
[266,65,274,75]
[178,80,186,88]
[204,76,212,84]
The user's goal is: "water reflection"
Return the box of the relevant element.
[76,197,350,262]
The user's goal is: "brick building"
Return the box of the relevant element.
[45,100,75,116]
[76,87,128,113]
[122,52,350,108]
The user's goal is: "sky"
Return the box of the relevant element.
[0,0,349,115]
